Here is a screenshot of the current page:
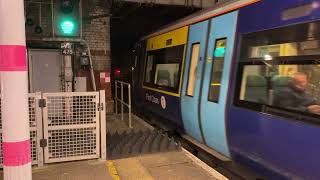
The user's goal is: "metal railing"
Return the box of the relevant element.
[115,80,132,128]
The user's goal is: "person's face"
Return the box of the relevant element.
[293,75,308,91]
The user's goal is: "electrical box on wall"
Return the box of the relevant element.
[80,55,89,66]
[74,77,87,92]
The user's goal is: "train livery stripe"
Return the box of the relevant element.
[0,45,27,71]
[142,0,260,40]
[2,140,31,166]
[146,26,188,51]
[194,0,260,25]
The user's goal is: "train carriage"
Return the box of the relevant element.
[132,0,320,179]
[229,0,320,179]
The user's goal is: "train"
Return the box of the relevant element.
[131,0,320,179]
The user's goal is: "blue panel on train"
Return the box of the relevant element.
[239,0,320,33]
[227,0,320,179]
[143,89,184,131]
[200,11,238,157]
[181,21,209,142]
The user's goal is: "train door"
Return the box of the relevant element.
[200,11,238,156]
[181,21,209,142]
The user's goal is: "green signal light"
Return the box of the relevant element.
[61,21,75,34]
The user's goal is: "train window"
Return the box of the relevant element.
[143,45,184,93]
[282,2,319,21]
[186,43,200,96]
[240,21,320,59]
[144,55,154,83]
[248,39,320,58]
[239,64,320,115]
[208,38,227,102]
[235,20,320,123]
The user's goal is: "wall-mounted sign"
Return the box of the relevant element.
[61,42,73,55]
[160,96,166,109]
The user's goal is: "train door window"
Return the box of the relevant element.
[145,55,154,83]
[208,38,227,102]
[186,43,200,96]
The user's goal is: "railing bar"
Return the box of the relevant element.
[121,83,124,121]
[115,81,118,114]
[128,84,132,128]
[114,80,132,128]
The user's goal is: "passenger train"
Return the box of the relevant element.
[131,0,320,179]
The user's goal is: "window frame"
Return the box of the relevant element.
[208,37,227,103]
[234,56,320,125]
[186,42,200,97]
[142,44,185,94]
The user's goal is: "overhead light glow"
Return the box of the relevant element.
[264,54,273,61]
[214,47,226,57]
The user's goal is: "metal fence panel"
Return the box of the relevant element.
[99,90,107,160]
[0,93,43,166]
[42,92,100,163]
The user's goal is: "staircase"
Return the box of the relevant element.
[107,129,181,159]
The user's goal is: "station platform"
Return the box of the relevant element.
[104,113,227,179]
[3,150,225,180]
[0,113,227,180]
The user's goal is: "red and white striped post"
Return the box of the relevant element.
[0,0,32,179]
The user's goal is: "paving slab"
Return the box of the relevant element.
[147,161,216,180]
[0,160,113,180]
[33,160,113,180]
[137,151,190,168]
[112,151,224,180]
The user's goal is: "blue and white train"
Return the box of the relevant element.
[132,0,320,179]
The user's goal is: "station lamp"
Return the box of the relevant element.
[54,0,80,37]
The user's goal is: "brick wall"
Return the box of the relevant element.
[25,1,111,71]
[82,5,111,71]
[25,0,114,113]
[81,5,113,113]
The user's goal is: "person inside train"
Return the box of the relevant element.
[273,72,320,114]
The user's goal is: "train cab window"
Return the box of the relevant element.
[145,55,154,83]
[235,20,320,123]
[186,43,200,96]
[208,38,227,102]
[143,45,184,93]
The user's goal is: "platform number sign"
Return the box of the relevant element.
[61,42,73,55]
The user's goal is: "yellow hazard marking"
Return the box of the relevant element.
[113,158,154,180]
[107,161,121,180]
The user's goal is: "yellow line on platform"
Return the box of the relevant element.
[107,161,121,180]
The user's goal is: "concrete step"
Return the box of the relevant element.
[107,129,180,159]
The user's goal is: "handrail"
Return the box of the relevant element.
[114,80,132,128]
